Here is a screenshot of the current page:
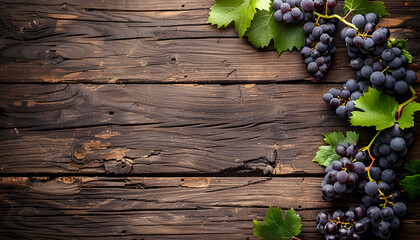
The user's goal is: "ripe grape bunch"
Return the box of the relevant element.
[322,79,368,119]
[322,142,366,201]
[272,0,339,80]
[317,205,369,240]
[317,122,415,239]
[341,14,417,97]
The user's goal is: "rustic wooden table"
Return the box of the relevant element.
[0,0,419,239]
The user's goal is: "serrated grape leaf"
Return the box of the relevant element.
[313,131,359,166]
[207,0,270,38]
[397,102,420,129]
[245,7,305,54]
[405,160,420,175]
[253,207,302,240]
[312,146,341,167]
[401,49,413,64]
[350,88,398,130]
[324,131,359,147]
[343,0,389,17]
[400,174,420,200]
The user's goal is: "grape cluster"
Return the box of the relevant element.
[321,142,366,201]
[301,17,337,80]
[341,14,417,97]
[367,202,407,239]
[317,205,369,240]
[371,123,417,169]
[322,79,368,119]
[273,0,315,23]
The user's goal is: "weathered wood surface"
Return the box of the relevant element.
[1,84,419,175]
[0,0,419,83]
[0,0,420,239]
[0,176,419,239]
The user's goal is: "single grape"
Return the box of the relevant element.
[393,202,407,217]
[273,0,283,9]
[337,170,349,183]
[346,144,358,157]
[335,105,347,119]
[381,207,394,220]
[382,49,395,61]
[280,3,290,12]
[354,221,367,234]
[333,181,346,193]
[338,227,351,238]
[390,216,400,230]
[381,169,395,183]
[366,13,379,24]
[390,137,405,151]
[370,71,386,85]
[317,211,330,224]
[353,162,365,174]
[361,66,373,79]
[274,10,284,21]
[335,145,347,157]
[352,14,366,29]
[367,206,381,219]
[372,29,387,44]
[322,184,335,197]
[378,181,390,194]
[301,0,314,11]
[283,12,293,23]
[325,221,337,234]
[384,75,397,89]
[405,70,417,85]
[350,91,362,101]
[365,181,378,195]
[307,62,318,73]
[353,205,366,218]
[364,22,376,34]
[379,221,392,234]
[339,89,351,99]
[353,36,364,47]
[291,7,301,18]
[395,80,409,94]
[344,210,355,221]
[355,151,366,162]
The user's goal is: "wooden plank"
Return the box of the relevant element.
[0,0,419,83]
[0,176,418,239]
[0,84,419,175]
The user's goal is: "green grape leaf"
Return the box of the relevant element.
[405,160,420,175]
[343,0,390,17]
[313,131,359,166]
[389,38,408,49]
[245,7,305,54]
[401,49,413,64]
[350,88,398,130]
[207,0,270,38]
[397,102,420,129]
[324,131,359,147]
[253,206,302,240]
[400,174,420,200]
[312,146,340,167]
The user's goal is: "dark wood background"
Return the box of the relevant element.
[0,0,419,239]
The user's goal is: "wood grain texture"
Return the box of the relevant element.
[0,84,419,175]
[0,0,419,83]
[0,176,419,239]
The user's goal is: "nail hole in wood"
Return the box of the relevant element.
[109,111,114,115]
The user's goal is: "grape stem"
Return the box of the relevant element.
[360,130,382,174]
[397,86,418,119]
[292,236,302,240]
[313,11,359,30]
